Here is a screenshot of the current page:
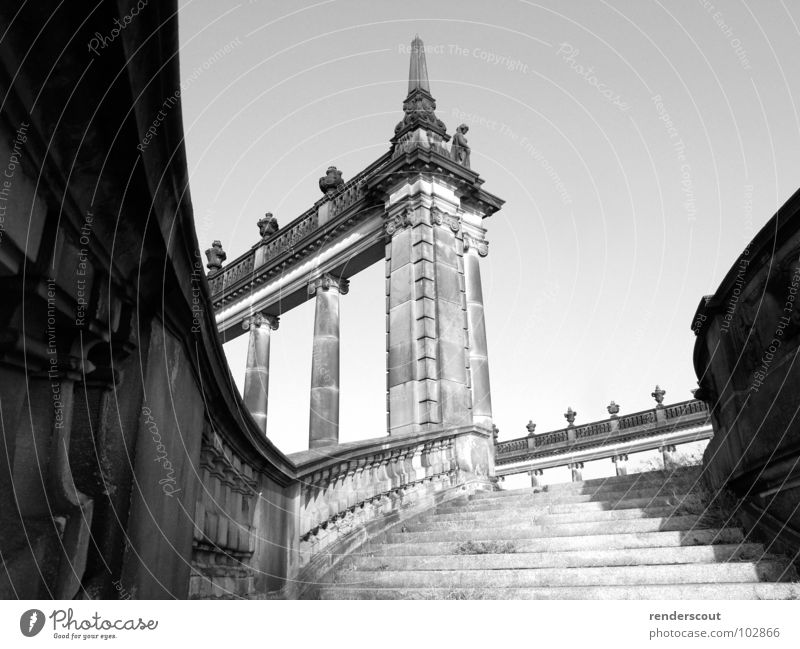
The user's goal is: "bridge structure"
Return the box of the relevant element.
[207,34,502,447]
[495,395,712,484]
[1,1,798,601]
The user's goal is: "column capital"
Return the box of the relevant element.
[242,312,279,331]
[430,205,461,233]
[463,233,489,257]
[384,206,414,237]
[307,273,349,297]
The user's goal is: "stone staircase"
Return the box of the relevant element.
[319,467,799,599]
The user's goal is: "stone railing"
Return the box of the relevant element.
[496,398,711,467]
[208,253,255,296]
[287,425,493,590]
[190,427,260,598]
[208,153,392,301]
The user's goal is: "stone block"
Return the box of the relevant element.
[412,239,435,262]
[390,229,411,271]
[413,259,435,282]
[387,343,414,386]
[440,380,471,425]
[411,224,434,246]
[435,264,462,304]
[434,228,458,267]
[438,300,466,342]
[416,338,437,361]
[388,264,413,308]
[414,277,435,300]
[388,384,416,429]
[416,357,438,380]
[415,316,436,340]
[438,340,467,383]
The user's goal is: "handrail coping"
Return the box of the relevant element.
[290,424,493,478]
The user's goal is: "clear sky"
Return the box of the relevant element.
[178,0,800,454]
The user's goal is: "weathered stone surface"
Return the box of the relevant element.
[320,469,796,599]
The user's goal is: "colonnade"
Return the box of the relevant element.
[239,216,493,451]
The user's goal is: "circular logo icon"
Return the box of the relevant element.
[20,609,45,637]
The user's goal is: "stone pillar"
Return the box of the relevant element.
[528,468,543,488]
[242,313,279,434]
[612,453,628,476]
[385,196,471,436]
[661,444,678,470]
[569,462,584,482]
[463,236,492,427]
[308,274,349,449]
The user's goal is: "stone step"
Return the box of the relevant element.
[435,494,703,515]
[360,528,744,556]
[518,468,702,494]
[319,582,800,600]
[459,487,696,508]
[485,470,700,493]
[425,505,685,525]
[475,482,696,503]
[333,560,792,589]
[390,515,705,541]
[348,543,766,571]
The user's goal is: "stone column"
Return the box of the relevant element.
[612,453,628,476]
[661,444,678,470]
[308,274,349,449]
[242,313,279,434]
[464,235,492,427]
[528,468,543,488]
[569,462,584,482]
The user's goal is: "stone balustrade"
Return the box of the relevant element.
[288,425,493,579]
[495,398,712,477]
[207,154,392,306]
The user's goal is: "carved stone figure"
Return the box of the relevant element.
[450,123,471,168]
[319,166,345,196]
[257,212,279,239]
[205,240,226,270]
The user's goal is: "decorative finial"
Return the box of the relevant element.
[491,423,499,443]
[652,385,666,407]
[607,401,620,417]
[393,35,448,143]
[205,240,226,270]
[564,407,577,427]
[450,123,471,168]
[319,166,345,196]
[257,212,279,239]
[525,420,536,436]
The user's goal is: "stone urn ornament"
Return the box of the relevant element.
[257,212,279,239]
[205,240,226,270]
[564,407,577,427]
[525,420,537,436]
[607,401,620,417]
[319,166,345,196]
[652,385,666,407]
